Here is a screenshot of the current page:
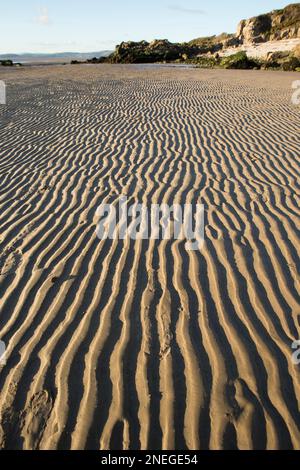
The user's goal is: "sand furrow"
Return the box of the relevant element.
[0,65,299,450]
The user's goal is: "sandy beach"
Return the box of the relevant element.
[0,64,299,450]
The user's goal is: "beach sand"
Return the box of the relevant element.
[0,64,299,450]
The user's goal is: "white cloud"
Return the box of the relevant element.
[36,6,51,25]
[168,4,206,15]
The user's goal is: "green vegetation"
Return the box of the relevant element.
[220,52,259,69]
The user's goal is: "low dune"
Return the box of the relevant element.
[0,64,299,450]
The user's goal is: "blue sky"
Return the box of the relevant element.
[0,0,295,53]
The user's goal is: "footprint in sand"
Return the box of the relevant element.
[0,250,23,277]
[22,390,53,450]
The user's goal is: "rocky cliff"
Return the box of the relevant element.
[237,3,300,44]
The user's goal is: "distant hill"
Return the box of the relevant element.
[0,51,112,63]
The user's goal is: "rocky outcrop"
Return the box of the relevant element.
[264,48,300,70]
[0,60,14,66]
[237,3,300,44]
[237,15,272,44]
[109,39,191,63]
[73,3,300,70]
[220,52,259,69]
[108,35,235,64]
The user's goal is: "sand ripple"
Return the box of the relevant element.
[0,65,299,450]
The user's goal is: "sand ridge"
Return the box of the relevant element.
[0,65,299,450]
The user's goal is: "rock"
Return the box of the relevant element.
[223,36,241,48]
[282,56,300,70]
[294,44,300,58]
[108,39,192,63]
[236,20,245,39]
[237,15,272,44]
[0,60,14,67]
[237,4,300,44]
[220,52,259,70]
[266,51,290,62]
[264,48,300,70]
[269,4,300,40]
[148,39,172,50]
